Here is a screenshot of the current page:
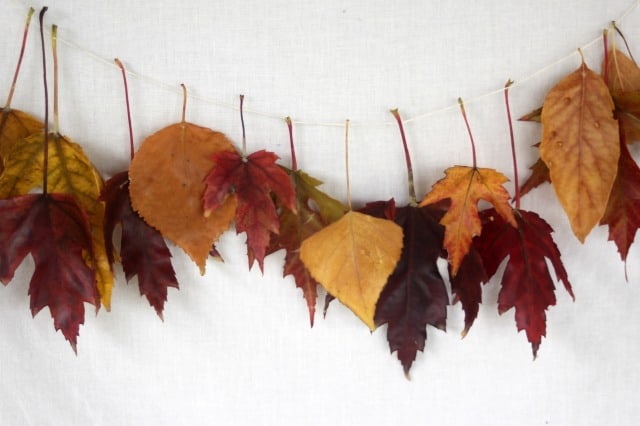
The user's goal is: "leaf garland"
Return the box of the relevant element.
[0,7,638,375]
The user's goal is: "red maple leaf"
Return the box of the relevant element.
[203,149,297,271]
[101,171,179,318]
[0,193,98,351]
[600,125,640,274]
[449,246,488,337]
[360,198,448,377]
[474,208,573,357]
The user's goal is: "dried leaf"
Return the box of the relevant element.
[0,193,98,351]
[203,149,297,271]
[101,171,179,318]
[450,246,488,337]
[300,210,403,330]
[475,208,573,357]
[0,132,112,308]
[419,166,516,275]
[0,108,42,172]
[129,122,238,274]
[540,60,619,242]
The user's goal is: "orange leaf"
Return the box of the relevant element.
[419,166,516,276]
[605,48,640,95]
[540,60,619,242]
[129,122,238,274]
[299,211,403,330]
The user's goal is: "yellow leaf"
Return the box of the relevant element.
[299,211,403,330]
[0,108,42,173]
[420,165,516,276]
[540,60,619,242]
[129,122,237,274]
[0,132,113,308]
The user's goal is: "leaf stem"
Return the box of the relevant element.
[458,98,477,168]
[603,29,609,86]
[38,7,49,195]
[344,119,352,210]
[504,80,520,209]
[613,21,637,64]
[240,94,247,158]
[4,7,34,109]
[52,25,59,135]
[285,116,297,171]
[390,109,416,206]
[114,59,135,161]
[180,84,187,123]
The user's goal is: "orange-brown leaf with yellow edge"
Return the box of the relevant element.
[299,210,403,330]
[0,108,42,172]
[419,166,516,276]
[129,122,238,274]
[605,48,640,95]
[540,61,619,242]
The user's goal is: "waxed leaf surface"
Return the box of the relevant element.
[361,199,447,376]
[599,127,640,267]
[129,122,238,274]
[300,210,403,330]
[420,166,516,275]
[266,167,347,326]
[0,108,42,172]
[0,131,112,308]
[0,193,98,351]
[101,171,179,318]
[540,61,619,242]
[203,149,297,271]
[474,208,573,357]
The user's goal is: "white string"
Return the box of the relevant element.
[7,0,640,128]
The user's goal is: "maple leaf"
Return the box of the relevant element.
[128,121,238,274]
[540,59,619,242]
[599,124,640,273]
[474,208,573,357]
[518,154,550,199]
[0,193,99,351]
[0,108,42,171]
[419,165,516,276]
[360,198,447,376]
[203,149,297,271]
[266,167,347,326]
[449,246,488,337]
[101,171,179,318]
[300,210,403,330]
[0,131,113,308]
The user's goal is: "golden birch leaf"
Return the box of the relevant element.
[0,132,113,308]
[129,122,238,274]
[299,210,403,330]
[540,60,619,242]
[419,165,516,276]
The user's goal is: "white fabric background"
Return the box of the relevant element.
[1,0,640,424]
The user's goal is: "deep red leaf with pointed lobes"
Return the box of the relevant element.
[359,198,447,377]
[0,193,98,351]
[599,124,640,272]
[203,149,297,271]
[474,207,573,358]
[266,167,347,326]
[449,246,488,337]
[101,171,179,318]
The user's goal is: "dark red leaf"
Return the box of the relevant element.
[0,193,98,351]
[203,149,297,271]
[101,171,179,319]
[474,208,572,357]
[361,199,447,377]
[449,246,488,337]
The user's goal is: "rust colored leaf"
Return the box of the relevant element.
[203,149,297,271]
[605,48,640,95]
[101,171,179,318]
[266,168,347,326]
[0,193,98,351]
[419,166,516,276]
[600,127,640,270]
[0,132,112,308]
[361,199,447,376]
[518,107,542,122]
[475,208,572,357]
[300,210,403,330]
[129,122,238,274]
[519,154,551,198]
[540,60,619,242]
